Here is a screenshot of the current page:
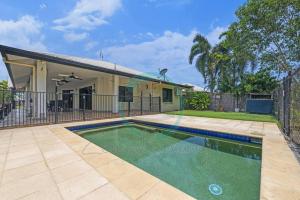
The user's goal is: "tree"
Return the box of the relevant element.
[189,34,221,93]
[231,0,299,73]
[185,92,211,110]
[0,80,10,104]
[217,41,254,92]
[0,80,9,90]
[240,68,278,94]
[188,33,255,96]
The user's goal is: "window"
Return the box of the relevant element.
[162,88,173,102]
[119,86,133,102]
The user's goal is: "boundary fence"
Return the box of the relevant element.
[274,68,300,145]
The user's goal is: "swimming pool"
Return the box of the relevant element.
[71,120,261,200]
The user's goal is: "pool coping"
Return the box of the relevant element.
[66,119,262,145]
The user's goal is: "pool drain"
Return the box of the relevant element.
[209,184,223,196]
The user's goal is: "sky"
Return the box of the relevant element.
[0,0,246,88]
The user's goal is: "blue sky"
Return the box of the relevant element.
[0,0,245,87]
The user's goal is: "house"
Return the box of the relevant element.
[183,83,204,92]
[0,45,192,122]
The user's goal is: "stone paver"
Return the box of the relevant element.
[79,183,129,200]
[112,169,160,199]
[57,170,107,200]
[1,161,48,184]
[96,159,137,182]
[0,114,298,200]
[51,160,94,183]
[4,153,43,170]
[138,181,195,200]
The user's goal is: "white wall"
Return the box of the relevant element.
[153,83,182,112]
[43,64,183,113]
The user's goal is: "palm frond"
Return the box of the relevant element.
[195,53,209,83]
[193,34,211,50]
[189,45,201,64]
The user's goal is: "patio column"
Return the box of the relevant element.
[31,67,37,117]
[27,74,34,116]
[36,60,47,118]
[112,75,119,113]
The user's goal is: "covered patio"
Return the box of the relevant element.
[0,45,190,128]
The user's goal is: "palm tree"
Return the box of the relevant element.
[189,34,220,93]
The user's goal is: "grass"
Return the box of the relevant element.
[167,110,278,123]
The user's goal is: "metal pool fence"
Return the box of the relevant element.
[274,68,300,145]
[0,90,161,128]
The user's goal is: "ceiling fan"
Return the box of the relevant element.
[58,72,82,80]
[51,78,64,86]
[51,77,69,83]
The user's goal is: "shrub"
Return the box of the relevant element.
[185,92,211,110]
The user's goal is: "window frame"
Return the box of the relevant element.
[162,88,173,103]
[118,86,133,102]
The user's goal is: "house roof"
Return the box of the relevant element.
[183,83,204,91]
[0,44,192,89]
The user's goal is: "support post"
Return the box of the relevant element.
[2,90,4,125]
[128,100,130,117]
[36,60,47,119]
[149,94,152,112]
[55,85,58,124]
[83,95,86,121]
[140,92,143,115]
[286,71,292,136]
[113,75,119,113]
[159,96,161,113]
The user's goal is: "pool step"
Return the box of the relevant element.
[76,123,159,135]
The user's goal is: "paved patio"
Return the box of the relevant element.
[0,114,299,200]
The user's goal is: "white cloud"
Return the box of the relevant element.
[64,32,88,42]
[102,26,227,86]
[0,15,46,51]
[39,3,47,9]
[53,0,122,31]
[85,41,98,51]
[103,30,200,85]
[133,32,157,40]
[206,26,228,46]
[0,15,46,81]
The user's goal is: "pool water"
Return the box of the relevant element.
[76,123,261,200]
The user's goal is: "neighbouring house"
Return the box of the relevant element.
[0,45,192,123]
[183,83,204,92]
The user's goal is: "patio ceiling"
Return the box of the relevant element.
[1,53,34,88]
[46,62,111,89]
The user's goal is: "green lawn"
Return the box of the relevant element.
[167,110,277,123]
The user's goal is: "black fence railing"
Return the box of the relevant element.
[274,68,300,145]
[0,90,161,128]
